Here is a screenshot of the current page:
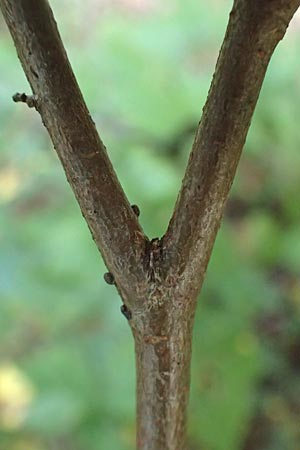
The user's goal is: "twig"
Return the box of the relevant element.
[163,0,300,294]
[0,0,146,307]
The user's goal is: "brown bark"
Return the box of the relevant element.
[164,0,300,296]
[0,1,299,449]
[135,308,194,450]
[0,0,146,306]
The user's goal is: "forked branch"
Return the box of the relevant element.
[1,0,299,305]
[1,1,300,450]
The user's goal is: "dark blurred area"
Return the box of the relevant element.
[0,1,300,449]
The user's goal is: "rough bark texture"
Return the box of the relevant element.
[1,1,299,449]
[0,0,146,305]
[164,0,300,297]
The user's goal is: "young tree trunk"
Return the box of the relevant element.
[134,308,195,450]
[1,1,299,449]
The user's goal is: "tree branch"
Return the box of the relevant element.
[2,2,299,450]
[0,0,147,302]
[163,0,300,294]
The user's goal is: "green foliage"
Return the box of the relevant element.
[0,1,300,449]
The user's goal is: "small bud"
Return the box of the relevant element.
[12,92,27,103]
[131,204,140,217]
[12,92,38,108]
[104,272,115,285]
[120,304,132,320]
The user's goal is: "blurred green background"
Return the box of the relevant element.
[0,1,300,449]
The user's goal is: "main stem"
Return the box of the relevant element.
[133,297,197,450]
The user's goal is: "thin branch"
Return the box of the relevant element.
[0,0,147,303]
[164,0,300,292]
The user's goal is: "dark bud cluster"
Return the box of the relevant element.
[120,304,132,320]
[103,272,115,285]
[131,204,140,217]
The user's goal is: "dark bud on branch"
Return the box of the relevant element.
[104,272,115,285]
[120,304,132,320]
[12,92,38,108]
[131,204,140,217]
